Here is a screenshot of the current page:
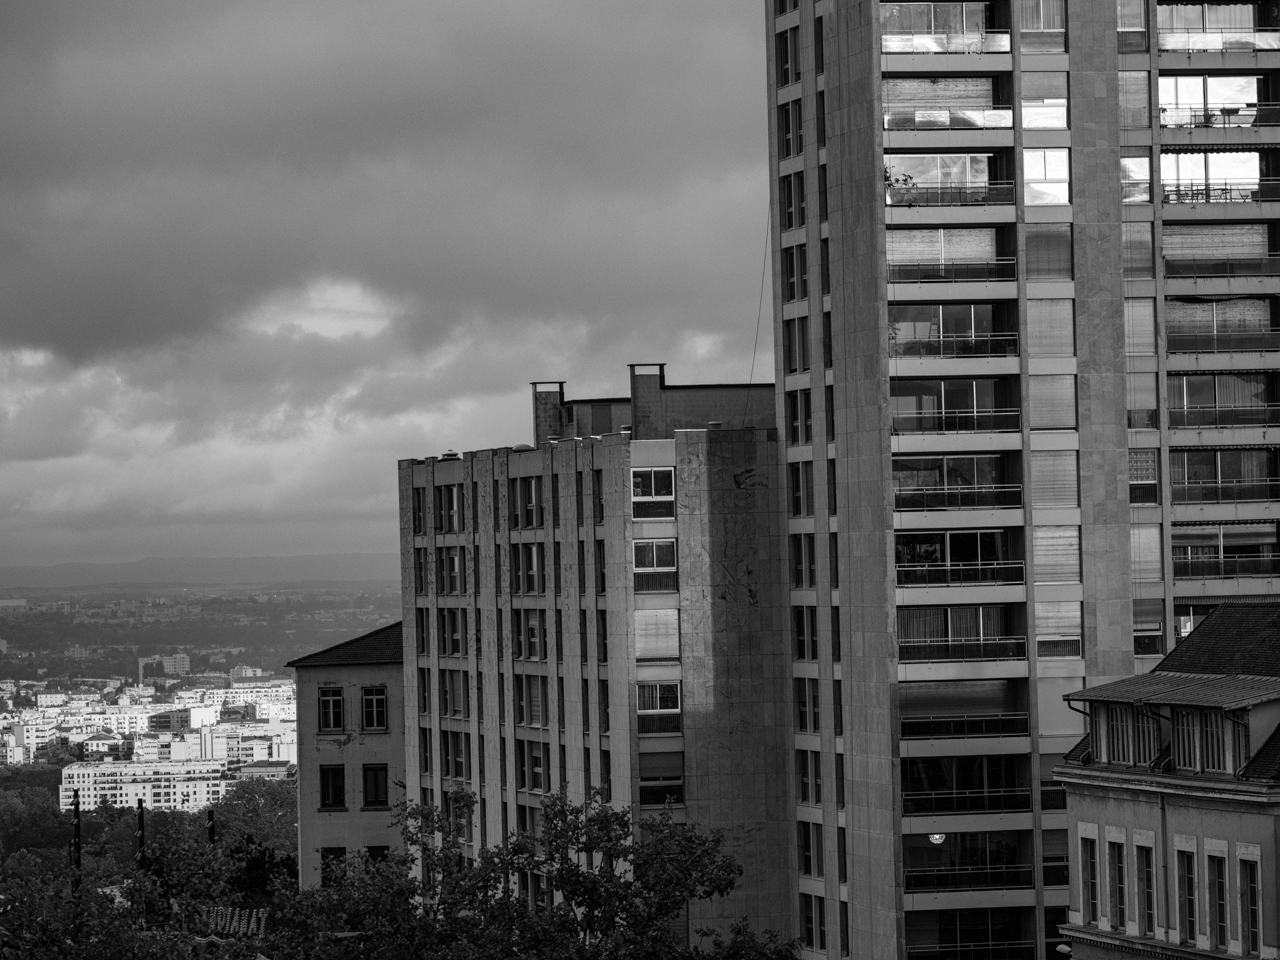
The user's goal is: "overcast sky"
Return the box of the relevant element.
[0,2,770,566]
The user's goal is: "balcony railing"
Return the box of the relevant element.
[1173,555,1280,578]
[1043,862,1070,886]
[888,259,1017,283]
[890,332,1019,358]
[903,863,1035,892]
[907,943,1037,960]
[884,104,1015,130]
[886,180,1016,206]
[892,408,1021,434]
[633,571,679,593]
[1165,254,1280,278]
[881,30,1012,54]
[1163,179,1280,204]
[638,714,681,734]
[1171,479,1280,502]
[1157,28,1280,51]
[1040,782,1067,810]
[1159,102,1280,128]
[901,711,1030,738]
[1168,404,1280,427]
[1167,329,1280,353]
[898,635,1027,662]
[897,560,1024,586]
[902,786,1032,815]
[894,484,1023,511]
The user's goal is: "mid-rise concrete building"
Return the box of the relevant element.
[288,622,406,887]
[59,758,229,811]
[1056,601,1280,959]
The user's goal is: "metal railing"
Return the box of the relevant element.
[903,863,1035,892]
[1171,479,1280,503]
[881,30,1012,54]
[883,105,1015,130]
[1173,555,1280,578]
[1168,404,1280,428]
[898,635,1027,662]
[902,787,1032,815]
[886,180,1016,206]
[890,332,1019,357]
[633,570,679,593]
[1159,102,1280,128]
[1164,254,1280,278]
[1162,179,1280,204]
[894,483,1022,511]
[1166,329,1280,353]
[638,713,681,734]
[1040,783,1067,810]
[891,408,1021,433]
[897,560,1024,586]
[888,259,1017,283]
[907,943,1037,960]
[1158,28,1280,51]
[1037,636,1082,658]
[901,712,1030,738]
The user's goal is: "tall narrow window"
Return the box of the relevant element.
[1026,224,1073,279]
[1177,850,1197,943]
[1109,841,1127,928]
[1082,838,1099,924]
[1120,72,1151,129]
[1137,846,1155,936]
[1242,859,1260,956]
[1209,855,1227,949]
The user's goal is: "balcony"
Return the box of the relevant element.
[897,560,1024,586]
[891,408,1021,433]
[890,332,1019,358]
[1160,103,1280,128]
[907,944,1036,960]
[901,711,1029,738]
[1171,478,1280,502]
[1158,28,1280,51]
[887,180,1016,206]
[898,636,1027,662]
[1168,404,1280,427]
[884,104,1015,130]
[1162,179,1280,204]
[903,863,1035,892]
[1165,254,1280,278]
[902,786,1031,815]
[1173,555,1280,577]
[882,28,1011,54]
[894,483,1022,511]
[1167,328,1280,352]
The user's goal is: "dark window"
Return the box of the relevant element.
[814,15,824,73]
[1209,855,1227,949]
[1243,859,1260,955]
[1082,838,1099,924]
[1177,850,1196,943]
[1137,845,1155,936]
[776,25,801,86]
[366,845,389,861]
[818,165,828,221]
[782,244,809,302]
[319,765,345,809]
[319,688,343,732]
[363,764,389,808]
[823,311,832,367]
[1109,842,1127,929]
[361,686,387,731]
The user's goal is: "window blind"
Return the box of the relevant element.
[634,609,679,660]
[1029,375,1077,429]
[1131,524,1163,581]
[1033,526,1081,583]
[1163,223,1268,259]
[1029,451,1079,507]
[1026,223,1073,279]
[1122,223,1154,279]
[1027,299,1075,356]
[1124,299,1156,355]
[1035,600,1082,635]
[882,76,995,107]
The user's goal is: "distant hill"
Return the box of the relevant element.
[0,554,400,590]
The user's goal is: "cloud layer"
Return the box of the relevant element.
[0,1,771,565]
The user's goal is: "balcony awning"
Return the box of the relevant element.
[1065,671,1280,710]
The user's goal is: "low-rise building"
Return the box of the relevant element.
[1057,601,1280,959]
[287,622,405,886]
[60,758,229,811]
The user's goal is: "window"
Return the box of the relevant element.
[780,171,806,231]
[638,751,684,805]
[1117,0,1147,49]
[789,461,816,517]
[1242,858,1260,956]
[823,312,832,368]
[798,820,824,877]
[1134,598,1165,658]
[776,25,800,86]
[775,0,798,14]
[1203,711,1226,771]
[814,15,824,74]
[1028,299,1074,356]
[596,609,608,663]
[1018,0,1066,50]
[833,679,843,733]
[782,243,809,301]
[828,459,838,518]
[632,468,675,518]
[1033,526,1081,583]
[1122,222,1153,279]
[1174,709,1198,769]
[778,99,804,159]
[412,487,426,535]
[594,539,606,594]
[593,469,604,523]
[435,483,463,533]
[1026,223,1073,279]
[320,847,346,885]
[1129,449,1158,505]
[1127,371,1158,429]
[634,539,677,592]
[1030,450,1079,508]
[1137,846,1155,936]
[784,315,811,374]
[795,677,820,732]
[319,765,345,809]
[361,686,387,731]
[793,605,819,660]
[319,688,343,732]
[1082,838,1099,924]
[819,165,828,221]
[1208,854,1227,949]
[638,682,681,733]
[825,385,835,440]
[821,238,831,295]
[1125,299,1156,355]
[1036,601,1082,657]
[786,389,813,444]
[1030,375,1077,429]
[1108,841,1127,928]
[1024,149,1070,204]
[598,679,609,733]
[1131,524,1163,582]
[816,89,826,146]
[1122,148,1151,202]
[1107,705,1133,764]
[790,533,817,588]
[1177,850,1196,943]
[1120,71,1151,129]
[363,764,389,808]
[1022,72,1068,128]
[835,752,845,807]
[800,893,827,951]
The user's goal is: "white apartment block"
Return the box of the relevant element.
[59,759,229,812]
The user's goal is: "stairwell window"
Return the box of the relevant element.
[633,539,678,592]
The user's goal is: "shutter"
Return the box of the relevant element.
[1029,375,1077,429]
[1130,524,1164,581]
[1035,600,1082,635]
[1027,299,1075,356]
[1033,526,1081,583]
[1124,299,1156,354]
[638,751,684,779]
[635,609,680,659]
[1163,223,1269,258]
[1029,451,1079,507]
[1042,829,1069,858]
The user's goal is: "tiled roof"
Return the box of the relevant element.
[1154,600,1280,677]
[1065,671,1280,710]
[285,622,403,668]
[1239,725,1280,782]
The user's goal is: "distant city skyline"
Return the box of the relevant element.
[0,2,769,567]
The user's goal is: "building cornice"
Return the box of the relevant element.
[1055,766,1280,805]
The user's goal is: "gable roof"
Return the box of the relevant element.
[1154,600,1280,677]
[285,621,403,669]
